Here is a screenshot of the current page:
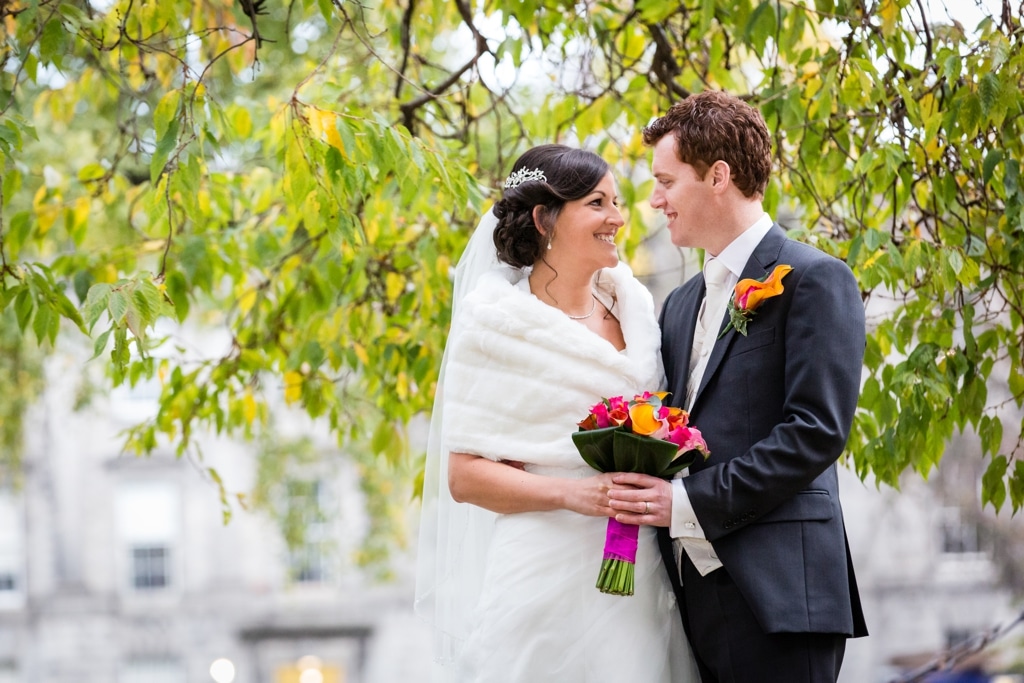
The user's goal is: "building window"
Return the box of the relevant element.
[118,658,184,683]
[131,545,171,590]
[274,656,343,683]
[0,490,23,607]
[939,507,988,555]
[286,480,334,584]
[944,626,974,650]
[0,660,18,683]
[116,482,180,593]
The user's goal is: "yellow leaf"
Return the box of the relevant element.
[153,89,181,139]
[879,0,900,34]
[198,189,211,215]
[302,194,321,235]
[283,371,303,404]
[100,263,118,283]
[396,371,408,399]
[385,272,405,303]
[800,62,821,80]
[353,343,370,366]
[435,255,451,278]
[364,216,379,243]
[603,143,621,166]
[73,196,90,225]
[625,131,646,158]
[280,255,303,278]
[270,107,288,145]
[36,204,60,236]
[863,250,884,269]
[243,391,257,425]
[238,287,257,316]
[233,106,253,139]
[305,106,344,151]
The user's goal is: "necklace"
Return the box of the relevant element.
[566,294,598,320]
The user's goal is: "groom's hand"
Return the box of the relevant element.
[607,473,672,527]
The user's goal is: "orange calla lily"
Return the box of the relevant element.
[628,403,663,436]
[721,264,793,337]
[735,264,793,311]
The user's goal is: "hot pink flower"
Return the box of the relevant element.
[668,426,709,455]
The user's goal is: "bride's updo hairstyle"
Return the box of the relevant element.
[492,144,610,269]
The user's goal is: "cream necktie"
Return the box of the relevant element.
[686,258,732,410]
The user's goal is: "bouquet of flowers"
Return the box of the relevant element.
[572,391,710,596]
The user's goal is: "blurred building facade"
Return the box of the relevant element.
[0,342,429,683]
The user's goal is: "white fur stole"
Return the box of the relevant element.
[442,262,664,470]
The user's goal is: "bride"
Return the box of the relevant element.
[415,144,699,682]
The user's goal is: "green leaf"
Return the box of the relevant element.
[24,52,38,83]
[1005,159,1020,198]
[153,90,182,140]
[58,2,88,26]
[979,415,1003,456]
[982,455,1008,511]
[82,282,112,330]
[662,449,705,478]
[612,431,682,475]
[317,0,333,21]
[39,19,67,69]
[571,427,620,473]
[150,119,180,184]
[14,288,34,332]
[745,0,776,46]
[53,286,86,331]
[979,73,1001,115]
[5,211,31,258]
[961,93,982,137]
[91,328,112,360]
[107,290,128,323]
[3,167,22,201]
[635,0,680,21]
[1010,462,1024,512]
[32,302,51,345]
[983,149,1003,185]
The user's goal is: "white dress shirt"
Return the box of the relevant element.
[671,213,773,577]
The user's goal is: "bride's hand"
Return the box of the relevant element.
[563,473,633,517]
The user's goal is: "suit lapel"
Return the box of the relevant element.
[692,225,787,409]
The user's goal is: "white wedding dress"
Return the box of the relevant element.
[416,233,699,682]
[457,503,691,681]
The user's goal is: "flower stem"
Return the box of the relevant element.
[596,558,635,596]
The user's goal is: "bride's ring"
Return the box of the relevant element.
[644,501,650,515]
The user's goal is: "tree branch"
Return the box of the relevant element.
[890,609,1024,682]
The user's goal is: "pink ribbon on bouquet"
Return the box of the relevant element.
[602,518,639,562]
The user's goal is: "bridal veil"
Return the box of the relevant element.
[414,208,502,666]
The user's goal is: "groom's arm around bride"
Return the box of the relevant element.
[609,90,868,683]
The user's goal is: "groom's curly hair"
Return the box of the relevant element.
[642,90,772,198]
[492,145,609,269]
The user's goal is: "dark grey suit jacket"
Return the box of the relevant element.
[658,224,869,637]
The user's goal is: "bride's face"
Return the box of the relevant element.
[547,172,623,273]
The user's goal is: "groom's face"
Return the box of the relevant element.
[649,135,714,250]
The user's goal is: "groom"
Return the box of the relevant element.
[608,90,868,682]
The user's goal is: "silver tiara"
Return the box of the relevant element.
[503,167,547,189]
